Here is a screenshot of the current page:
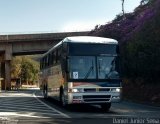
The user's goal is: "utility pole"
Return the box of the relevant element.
[121,0,125,19]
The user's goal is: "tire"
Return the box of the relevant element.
[60,91,70,109]
[60,92,66,107]
[100,103,111,111]
[43,85,48,99]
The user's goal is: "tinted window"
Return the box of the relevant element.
[68,56,96,79]
[97,56,120,79]
[69,43,117,55]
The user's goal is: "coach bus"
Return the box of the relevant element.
[40,36,122,111]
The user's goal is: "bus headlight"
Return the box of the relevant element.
[72,89,79,92]
[116,88,120,92]
[112,88,121,92]
[68,88,83,93]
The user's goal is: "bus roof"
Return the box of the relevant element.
[63,36,118,44]
[43,36,118,57]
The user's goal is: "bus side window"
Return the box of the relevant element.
[45,57,47,68]
[58,48,62,63]
[62,42,68,56]
[55,50,58,64]
[53,51,56,64]
[44,57,46,68]
[47,55,50,66]
[40,59,42,70]
[56,47,62,64]
[41,59,44,69]
[49,53,53,66]
[51,52,54,65]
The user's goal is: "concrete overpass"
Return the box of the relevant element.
[0,31,89,90]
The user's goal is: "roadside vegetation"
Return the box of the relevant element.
[11,56,40,87]
[90,0,160,105]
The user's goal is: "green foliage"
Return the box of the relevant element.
[11,56,39,84]
[90,0,160,104]
[90,0,160,84]
[122,40,160,83]
[11,57,22,78]
[122,1,160,83]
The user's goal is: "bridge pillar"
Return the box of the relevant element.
[0,60,11,90]
[0,60,12,91]
[4,44,12,90]
[5,60,11,90]
[0,62,5,90]
[0,44,12,91]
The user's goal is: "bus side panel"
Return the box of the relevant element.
[47,64,63,100]
[41,69,48,90]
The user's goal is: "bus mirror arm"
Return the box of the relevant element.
[66,70,69,74]
[65,62,69,73]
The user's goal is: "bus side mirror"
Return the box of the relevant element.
[65,65,69,73]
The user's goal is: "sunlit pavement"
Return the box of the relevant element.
[0,89,112,124]
[0,89,160,124]
[0,89,70,124]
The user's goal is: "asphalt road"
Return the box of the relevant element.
[0,89,160,124]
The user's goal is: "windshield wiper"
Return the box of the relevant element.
[84,61,94,79]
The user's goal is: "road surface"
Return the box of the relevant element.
[0,89,160,124]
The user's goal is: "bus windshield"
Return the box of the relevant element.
[97,56,119,79]
[69,56,96,79]
[68,56,120,80]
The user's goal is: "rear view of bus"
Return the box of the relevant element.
[40,36,122,111]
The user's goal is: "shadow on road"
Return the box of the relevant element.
[44,97,117,114]
[18,118,113,124]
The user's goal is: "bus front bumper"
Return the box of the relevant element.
[67,92,121,104]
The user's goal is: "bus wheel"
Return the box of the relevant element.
[62,93,66,107]
[100,103,111,111]
[43,85,48,99]
[60,92,69,109]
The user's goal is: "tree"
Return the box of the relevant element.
[11,56,40,85]
[11,57,22,78]
[20,56,39,85]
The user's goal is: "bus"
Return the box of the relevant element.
[40,36,122,111]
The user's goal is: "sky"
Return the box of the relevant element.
[0,0,141,34]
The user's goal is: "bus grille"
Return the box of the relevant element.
[84,88,110,92]
[83,95,111,102]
